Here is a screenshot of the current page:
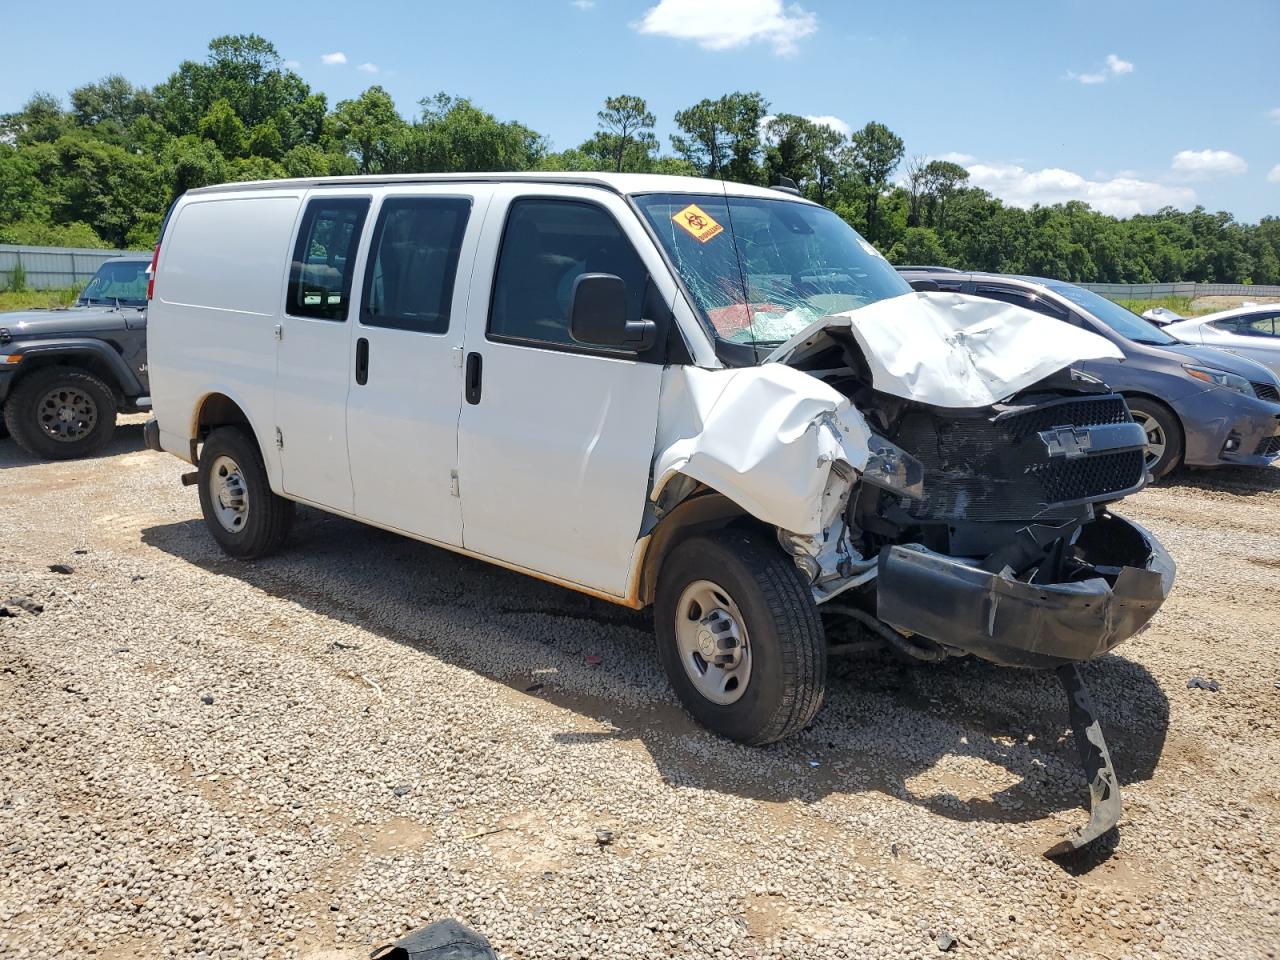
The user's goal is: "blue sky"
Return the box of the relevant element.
[3,0,1277,221]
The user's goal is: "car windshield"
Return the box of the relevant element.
[79,260,149,306]
[634,193,911,346]
[1046,282,1178,346]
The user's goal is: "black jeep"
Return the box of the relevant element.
[0,257,151,459]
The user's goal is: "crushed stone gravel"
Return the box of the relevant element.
[1,424,1278,959]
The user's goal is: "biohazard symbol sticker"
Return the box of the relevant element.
[671,203,724,244]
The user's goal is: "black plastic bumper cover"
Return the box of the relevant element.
[875,514,1175,668]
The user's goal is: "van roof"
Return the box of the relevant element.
[184,171,818,203]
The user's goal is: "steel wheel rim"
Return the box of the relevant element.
[209,455,250,533]
[36,385,97,443]
[674,579,751,706]
[1131,411,1166,469]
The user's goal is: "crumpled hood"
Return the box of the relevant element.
[765,291,1125,409]
[0,305,137,340]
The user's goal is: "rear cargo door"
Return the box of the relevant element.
[275,193,372,512]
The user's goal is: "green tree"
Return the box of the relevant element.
[333,87,408,174]
[671,92,769,183]
[407,94,544,172]
[583,95,657,172]
[762,114,845,203]
[198,99,248,157]
[846,121,904,243]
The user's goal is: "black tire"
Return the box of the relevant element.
[1125,396,1183,480]
[197,427,295,560]
[655,527,827,745]
[3,365,117,460]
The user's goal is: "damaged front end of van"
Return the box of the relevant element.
[649,292,1175,857]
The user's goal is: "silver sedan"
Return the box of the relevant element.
[1165,306,1280,380]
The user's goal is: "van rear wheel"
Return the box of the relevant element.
[197,427,294,559]
[655,528,827,745]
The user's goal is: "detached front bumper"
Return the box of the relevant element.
[875,514,1174,668]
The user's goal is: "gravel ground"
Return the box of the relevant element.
[2,421,1278,959]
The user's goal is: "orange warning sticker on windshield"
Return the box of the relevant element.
[671,204,724,243]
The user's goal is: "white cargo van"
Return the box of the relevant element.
[145,173,1174,848]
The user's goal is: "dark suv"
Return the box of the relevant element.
[0,257,151,459]
[898,269,1280,478]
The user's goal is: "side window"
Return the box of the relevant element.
[361,197,471,334]
[1244,314,1277,337]
[975,285,1069,321]
[288,198,370,321]
[489,198,648,348]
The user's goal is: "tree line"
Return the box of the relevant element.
[2,34,1277,285]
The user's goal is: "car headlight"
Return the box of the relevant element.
[1183,363,1252,396]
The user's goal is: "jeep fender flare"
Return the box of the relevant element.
[5,338,144,400]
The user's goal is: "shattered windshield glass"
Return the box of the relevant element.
[635,193,910,346]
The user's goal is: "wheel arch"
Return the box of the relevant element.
[631,484,774,608]
[7,346,136,406]
[190,390,275,480]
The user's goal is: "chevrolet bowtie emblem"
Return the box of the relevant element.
[1040,425,1094,459]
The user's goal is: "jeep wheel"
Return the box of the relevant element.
[4,366,117,460]
[655,528,827,745]
[197,427,295,560]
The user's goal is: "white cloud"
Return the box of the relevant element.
[571,0,595,7]
[1269,108,1280,124]
[965,161,1195,218]
[283,59,301,69]
[635,0,817,56]
[320,51,347,66]
[1067,52,1134,84]
[934,151,976,165]
[1268,164,1280,184]
[357,62,379,74]
[804,115,851,138]
[1171,149,1248,177]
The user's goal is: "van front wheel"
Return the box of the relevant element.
[197,427,294,559]
[655,528,827,745]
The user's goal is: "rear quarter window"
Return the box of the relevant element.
[160,196,302,315]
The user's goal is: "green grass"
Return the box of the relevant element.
[1113,295,1199,317]
[0,287,80,312]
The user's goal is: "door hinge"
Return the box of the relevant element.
[275,428,284,450]
[452,345,464,368]
[450,470,460,497]
[273,323,283,341]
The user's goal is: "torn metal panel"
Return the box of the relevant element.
[651,363,872,537]
[766,291,1126,409]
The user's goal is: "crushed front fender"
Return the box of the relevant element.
[874,514,1175,668]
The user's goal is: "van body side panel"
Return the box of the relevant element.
[149,192,303,482]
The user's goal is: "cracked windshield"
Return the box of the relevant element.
[636,193,910,346]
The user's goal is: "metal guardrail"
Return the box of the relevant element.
[0,244,150,291]
[1079,282,1280,300]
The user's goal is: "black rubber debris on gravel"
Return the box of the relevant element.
[48,564,74,575]
[1187,677,1220,692]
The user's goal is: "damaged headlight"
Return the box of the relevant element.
[863,435,924,498]
[1183,363,1252,397]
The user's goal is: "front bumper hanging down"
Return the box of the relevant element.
[1044,663,1122,859]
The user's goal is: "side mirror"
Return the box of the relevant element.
[569,273,656,352]
[908,278,940,292]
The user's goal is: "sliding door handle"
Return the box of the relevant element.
[464,351,483,405]
[355,337,369,385]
